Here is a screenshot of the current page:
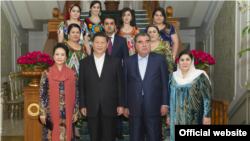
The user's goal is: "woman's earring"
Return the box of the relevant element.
[99,12,101,16]
[158,36,161,40]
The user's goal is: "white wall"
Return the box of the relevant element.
[228,1,250,112]
[28,24,48,53]
[178,29,196,50]
[2,1,29,83]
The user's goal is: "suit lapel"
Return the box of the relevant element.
[88,55,99,80]
[99,54,111,81]
[131,53,142,80]
[143,53,154,81]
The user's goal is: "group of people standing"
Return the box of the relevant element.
[39,1,212,141]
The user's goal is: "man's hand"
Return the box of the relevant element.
[166,117,170,125]
[123,108,130,118]
[117,107,124,116]
[81,108,87,116]
[40,115,46,125]
[203,117,211,125]
[161,106,168,116]
[72,115,78,123]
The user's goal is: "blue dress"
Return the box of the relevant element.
[168,73,212,141]
[145,24,177,48]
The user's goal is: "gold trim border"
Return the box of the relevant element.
[27,103,39,116]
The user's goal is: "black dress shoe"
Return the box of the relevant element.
[116,133,124,140]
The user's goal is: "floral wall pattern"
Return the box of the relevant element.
[214,1,235,102]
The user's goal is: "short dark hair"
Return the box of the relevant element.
[93,32,109,43]
[152,7,168,25]
[178,49,193,62]
[53,43,69,59]
[70,4,82,14]
[102,15,116,25]
[134,33,151,44]
[145,24,160,34]
[67,23,81,35]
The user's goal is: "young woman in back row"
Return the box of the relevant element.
[117,7,140,56]
[57,4,91,56]
[84,1,103,47]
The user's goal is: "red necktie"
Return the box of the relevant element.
[108,37,112,55]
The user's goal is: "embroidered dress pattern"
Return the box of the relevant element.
[118,26,140,56]
[39,68,79,141]
[57,20,90,45]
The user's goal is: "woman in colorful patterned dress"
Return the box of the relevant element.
[57,4,91,55]
[145,7,179,61]
[167,50,212,141]
[117,7,140,56]
[146,24,174,140]
[84,1,103,47]
[64,23,87,140]
[39,43,79,141]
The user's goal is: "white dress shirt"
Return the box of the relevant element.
[94,53,105,77]
[109,33,115,45]
[138,53,168,108]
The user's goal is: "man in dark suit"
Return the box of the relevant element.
[79,32,125,141]
[123,33,169,141]
[102,15,129,140]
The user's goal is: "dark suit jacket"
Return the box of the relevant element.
[91,34,129,60]
[79,54,125,117]
[123,52,169,117]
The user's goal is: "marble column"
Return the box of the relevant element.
[0,88,4,136]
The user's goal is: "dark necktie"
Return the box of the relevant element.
[108,37,112,55]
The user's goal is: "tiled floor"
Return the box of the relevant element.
[1,117,24,136]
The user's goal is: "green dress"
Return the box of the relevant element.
[168,73,212,141]
[151,40,174,134]
[151,40,174,76]
[64,42,87,127]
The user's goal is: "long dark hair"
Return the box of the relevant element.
[117,7,136,34]
[152,7,169,26]
[90,1,102,18]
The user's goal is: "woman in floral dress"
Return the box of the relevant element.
[117,7,139,56]
[57,4,91,55]
[39,43,79,141]
[84,1,103,47]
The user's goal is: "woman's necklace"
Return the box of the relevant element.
[123,26,132,32]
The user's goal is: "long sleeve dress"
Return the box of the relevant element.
[39,68,79,141]
[64,42,87,127]
[168,73,212,141]
[151,40,174,76]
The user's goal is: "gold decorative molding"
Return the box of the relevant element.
[238,0,250,13]
[27,103,39,117]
